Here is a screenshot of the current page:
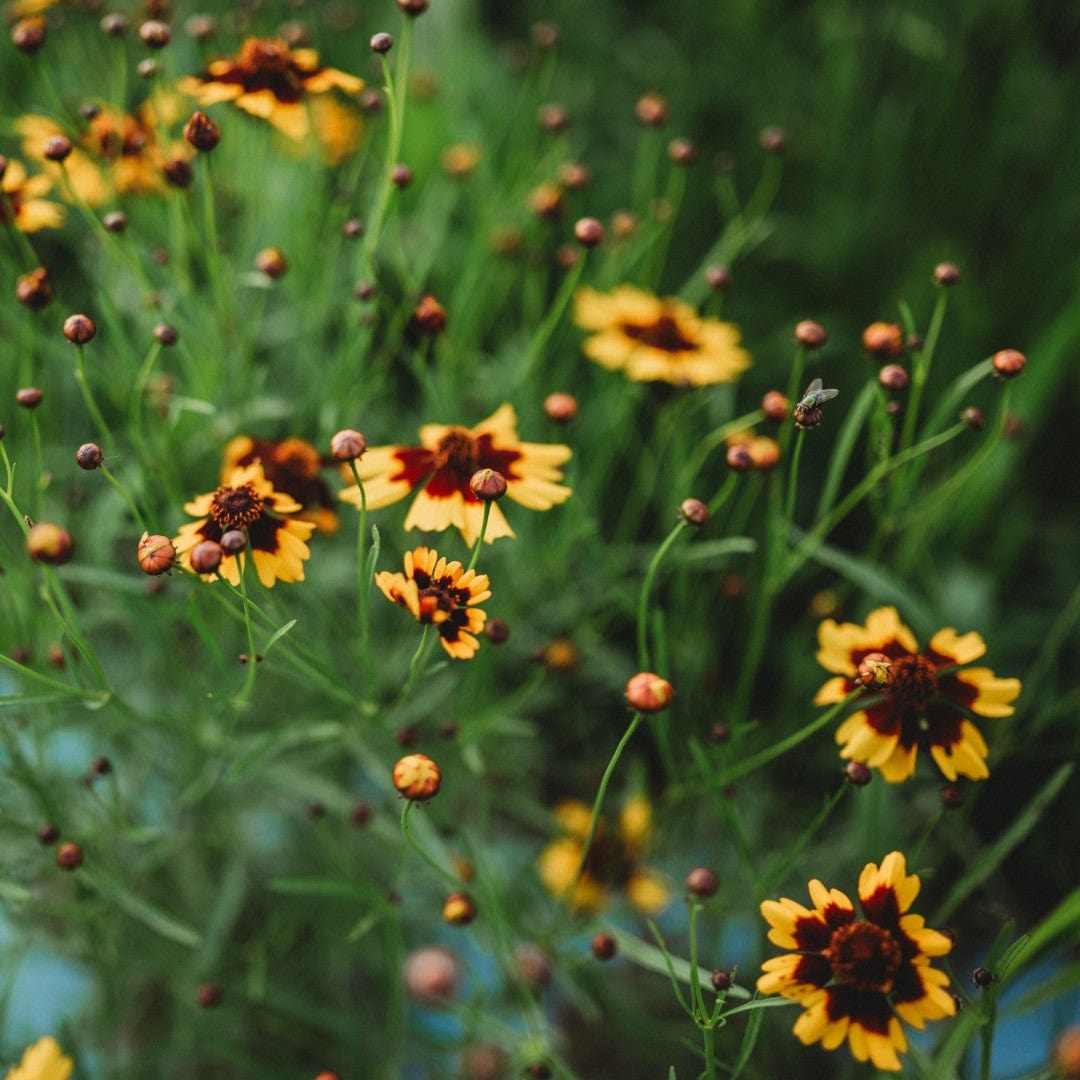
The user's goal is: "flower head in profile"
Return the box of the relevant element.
[537,796,670,915]
[758,852,955,1072]
[342,404,571,546]
[222,436,338,533]
[174,462,315,587]
[816,606,1020,782]
[573,284,752,386]
[177,38,364,162]
[5,1035,73,1080]
[375,547,490,659]
[0,159,64,231]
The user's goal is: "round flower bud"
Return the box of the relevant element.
[856,652,893,687]
[573,217,605,247]
[684,866,719,899]
[483,618,510,645]
[331,429,367,461]
[442,892,478,926]
[525,1065,552,1080]
[862,321,905,360]
[668,137,698,165]
[972,967,993,989]
[794,320,827,349]
[12,17,47,54]
[679,498,709,527]
[63,313,96,345]
[189,540,223,574]
[960,407,986,431]
[635,91,669,126]
[541,392,578,424]
[761,390,790,422]
[933,262,962,287]
[469,468,507,502]
[153,323,179,346]
[139,20,171,48]
[103,211,128,233]
[413,294,447,335]
[75,443,103,470]
[16,386,44,409]
[16,267,53,309]
[27,523,74,565]
[940,784,964,809]
[43,135,73,163]
[391,164,413,189]
[220,530,246,554]
[624,672,674,713]
[528,182,563,222]
[370,32,393,53]
[759,125,788,154]
[726,444,754,472]
[711,969,732,992]
[537,102,570,133]
[313,1073,340,1080]
[531,21,560,49]
[254,247,288,279]
[844,761,873,786]
[37,823,61,845]
[591,932,617,961]
[138,533,176,575]
[185,14,215,41]
[558,160,592,190]
[101,12,128,36]
[992,348,1026,379]
[393,753,441,801]
[196,983,222,1008]
[610,210,638,240]
[404,945,461,1004]
[184,111,221,152]
[56,841,84,870]
[164,158,193,187]
[709,722,731,744]
[879,364,909,391]
[397,0,429,16]
[705,265,731,291]
[343,217,364,239]
[137,59,159,79]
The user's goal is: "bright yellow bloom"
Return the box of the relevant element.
[573,284,752,386]
[5,1036,73,1080]
[758,852,955,1072]
[0,159,65,231]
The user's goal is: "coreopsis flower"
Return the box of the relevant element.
[816,606,1021,782]
[4,1035,73,1080]
[174,462,315,587]
[177,38,364,162]
[537,796,670,915]
[342,404,571,546]
[0,159,64,231]
[758,851,956,1072]
[222,436,338,533]
[375,546,490,659]
[573,284,752,386]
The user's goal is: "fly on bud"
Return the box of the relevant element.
[793,378,839,430]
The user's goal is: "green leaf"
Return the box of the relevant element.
[262,618,297,654]
[82,868,201,949]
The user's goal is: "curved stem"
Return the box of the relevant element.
[400,800,462,890]
[466,501,492,572]
[637,520,687,671]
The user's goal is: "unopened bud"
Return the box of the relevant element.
[43,135,73,163]
[573,216,604,247]
[711,969,732,992]
[184,111,221,152]
[761,390,790,422]
[56,841,84,870]
[413,294,446,335]
[75,443,103,470]
[879,364,909,391]
[27,523,74,565]
[543,392,578,423]
[684,866,719,898]
[331,429,367,461]
[63,314,96,345]
[591,932,617,961]
[795,320,827,349]
[992,348,1026,379]
[254,246,288,279]
[679,498,708,527]
[844,761,873,786]
[933,262,962,287]
[138,533,176,575]
[220,530,246,554]
[469,469,507,502]
[138,19,171,47]
[16,267,53,309]
[370,32,393,53]
[393,753,441,800]
[189,540,223,574]
[862,321,904,360]
[624,672,674,713]
[442,892,478,926]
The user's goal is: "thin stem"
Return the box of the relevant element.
[466,502,493,572]
[231,550,259,706]
[515,252,588,388]
[400,801,462,890]
[73,345,114,452]
[348,461,374,697]
[899,290,948,455]
[405,624,436,697]
[636,520,687,671]
[781,427,806,529]
[98,465,149,535]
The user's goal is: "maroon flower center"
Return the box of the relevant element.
[620,311,696,353]
[888,655,939,709]
[209,482,264,529]
[237,38,293,77]
[229,38,306,101]
[826,921,903,992]
[412,568,471,624]
[432,429,479,478]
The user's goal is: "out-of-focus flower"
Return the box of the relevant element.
[537,796,669,915]
[815,606,1021,782]
[573,284,751,386]
[0,159,64,231]
[342,404,571,546]
[4,1035,74,1080]
[758,851,955,1072]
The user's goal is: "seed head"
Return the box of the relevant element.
[573,216,605,247]
[56,842,84,870]
[469,468,507,502]
[63,314,96,345]
[591,933,617,961]
[442,892,478,926]
[879,364,909,391]
[27,523,74,565]
[413,294,447,335]
[184,111,221,152]
[794,320,828,349]
[992,348,1026,379]
[139,20,171,48]
[138,533,176,575]
[934,262,962,287]
[679,498,709,527]
[370,32,394,53]
[543,392,578,423]
[16,267,53,309]
[189,540,223,574]
[624,672,674,713]
[11,17,47,54]
[330,429,367,462]
[684,866,719,899]
[862,321,905,360]
[393,753,441,801]
[634,91,669,126]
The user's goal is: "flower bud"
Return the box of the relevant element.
[844,761,873,786]
[63,313,96,345]
[153,323,179,346]
[391,163,413,189]
[794,320,827,349]
[184,111,221,152]
[442,892,478,926]
[484,618,510,645]
[139,20,171,48]
[726,444,754,471]
[16,386,43,409]
[16,267,53,309]
[573,216,605,247]
[220,530,246,554]
[635,92,668,126]
[706,265,731,291]
[189,540,223,574]
[761,390,790,422]
[396,0,429,16]
[933,262,962,287]
[624,672,674,713]
[668,137,698,165]
[759,125,788,154]
[370,32,393,53]
[331,429,367,461]
[711,969,732,992]
[56,841,84,870]
[940,783,964,809]
[103,211,128,232]
[164,158,193,187]
[75,443,103,470]
[960,407,986,431]
[972,967,993,989]
[537,102,570,133]
[404,946,460,1003]
[679,498,708,527]
[992,348,1026,379]
[684,866,719,898]
[543,392,578,423]
[343,217,364,239]
[413,294,447,335]
[862,321,904,360]
[138,533,176,575]
[196,983,222,1008]
[528,182,563,221]
[591,932,617,961]
[11,17,47,54]
[469,468,507,502]
[101,12,127,36]
[27,523,74,565]
[43,135,73,163]
[393,753,441,801]
[878,364,909,391]
[254,246,288,279]
[37,824,60,845]
[137,59,158,79]
[514,944,552,990]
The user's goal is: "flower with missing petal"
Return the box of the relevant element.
[4,1035,73,1080]
[573,284,751,386]
[375,547,490,659]
[342,404,571,546]
[222,435,338,533]
[173,462,315,587]
[537,796,670,915]
[0,159,64,231]
[758,852,955,1072]
[177,38,364,162]
[816,606,1020,782]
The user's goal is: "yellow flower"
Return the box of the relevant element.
[815,606,1021,782]
[537,796,670,915]
[758,852,956,1072]
[375,546,491,659]
[341,404,572,546]
[573,284,752,386]
[173,462,315,587]
[177,38,364,163]
[5,1036,73,1080]
[0,159,65,231]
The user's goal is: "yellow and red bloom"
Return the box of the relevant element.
[375,546,490,660]
[758,851,955,1072]
[173,462,315,587]
[537,796,670,915]
[4,1035,73,1080]
[342,404,572,546]
[815,606,1020,782]
[222,435,339,533]
[177,38,364,162]
[573,284,752,386]
[0,159,64,231]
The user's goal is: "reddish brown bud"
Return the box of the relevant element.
[668,137,698,165]
[726,444,754,472]
[795,320,828,349]
[992,348,1026,379]
[442,892,478,926]
[343,217,364,239]
[75,443,103,470]
[573,216,605,247]
[469,469,507,502]
[254,246,287,279]
[103,211,128,232]
[940,783,965,808]
[220,530,246,554]
[484,618,510,645]
[153,323,179,346]
[189,540,223,574]
[862,321,905,360]
[972,967,993,989]
[413,294,447,335]
[331,429,367,461]
[959,407,985,431]
[558,160,592,190]
[679,498,709,527]
[537,102,570,133]
[27,523,74,565]
[543,392,578,423]
[370,32,393,53]
[404,946,461,1004]
[761,390,790,422]
[396,0,429,16]
[163,158,193,187]
[635,92,669,126]
[706,265,731,291]
[685,866,719,899]
[748,436,781,468]
[12,17,47,54]
[138,20,171,48]
[138,533,176,575]
[591,932,617,961]
[56,842,84,870]
[759,126,788,153]
[63,314,96,345]
[390,163,413,189]
[16,386,43,409]
[625,672,674,713]
[393,753,441,801]
[196,983,222,1008]
[711,969,732,992]
[933,262,962,287]
[709,722,731,743]
[844,761,873,786]
[37,824,61,845]
[16,267,54,309]
[525,1065,552,1080]
[879,364,909,391]
[184,111,220,152]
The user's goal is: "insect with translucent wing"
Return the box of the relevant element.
[794,378,839,430]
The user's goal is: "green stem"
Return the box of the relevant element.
[231,548,259,706]
[405,623,436,697]
[781,427,806,530]
[466,501,493,572]
[98,465,149,535]
[348,461,374,698]
[637,520,687,671]
[73,344,114,451]
[515,251,588,388]
[400,800,461,890]
[899,290,948,456]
